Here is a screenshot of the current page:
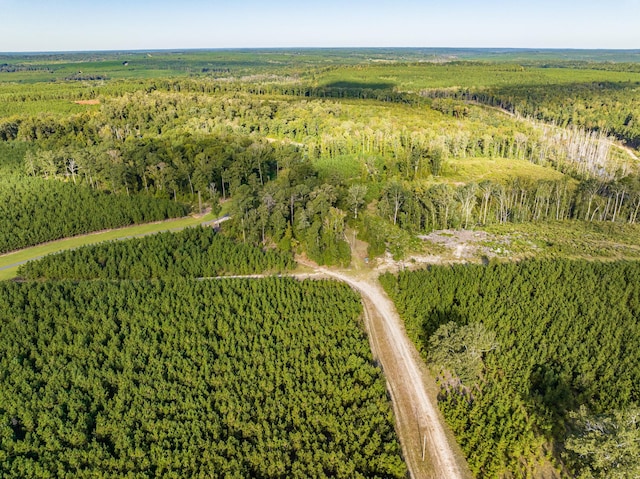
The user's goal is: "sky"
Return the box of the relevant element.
[0,0,638,52]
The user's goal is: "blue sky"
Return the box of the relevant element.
[1,0,638,52]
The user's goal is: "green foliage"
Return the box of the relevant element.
[315,62,640,92]
[483,220,640,261]
[0,278,406,478]
[428,322,497,385]
[475,82,640,149]
[3,51,640,263]
[381,259,640,478]
[358,212,421,259]
[9,49,640,478]
[18,226,294,280]
[315,155,364,183]
[0,142,27,173]
[565,406,640,478]
[0,176,188,254]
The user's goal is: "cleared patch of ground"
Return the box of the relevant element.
[371,221,640,275]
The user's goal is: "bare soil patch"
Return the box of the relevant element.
[372,229,520,274]
[73,99,101,105]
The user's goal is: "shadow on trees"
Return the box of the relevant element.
[425,80,640,148]
[420,307,467,347]
[323,81,396,90]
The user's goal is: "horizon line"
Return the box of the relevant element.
[1,46,640,56]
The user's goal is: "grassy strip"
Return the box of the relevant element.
[0,213,215,281]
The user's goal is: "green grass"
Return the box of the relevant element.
[0,212,215,281]
[443,156,568,184]
[314,154,365,182]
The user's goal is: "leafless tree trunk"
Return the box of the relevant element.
[66,158,78,184]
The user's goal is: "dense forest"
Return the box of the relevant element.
[0,278,406,478]
[380,260,640,478]
[0,175,188,254]
[3,50,640,478]
[426,81,640,149]
[18,226,294,280]
[2,55,640,260]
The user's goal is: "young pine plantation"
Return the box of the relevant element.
[381,260,640,479]
[0,278,406,478]
[2,49,640,479]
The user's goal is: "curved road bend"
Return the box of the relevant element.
[205,268,471,479]
[315,268,471,479]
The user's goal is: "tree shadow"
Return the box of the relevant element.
[323,81,396,90]
[420,308,467,348]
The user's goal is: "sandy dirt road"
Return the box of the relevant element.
[12,215,470,478]
[207,265,471,478]
[314,267,471,479]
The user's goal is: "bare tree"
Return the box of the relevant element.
[347,184,368,219]
[386,182,405,226]
[457,183,478,229]
[478,180,494,225]
[66,158,78,184]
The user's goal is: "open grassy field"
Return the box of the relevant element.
[442,156,568,184]
[314,63,640,92]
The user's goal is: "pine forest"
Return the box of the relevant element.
[2,49,640,479]
[0,278,406,478]
[380,260,640,478]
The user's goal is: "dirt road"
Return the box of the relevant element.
[206,265,471,478]
[315,267,471,479]
[9,215,470,478]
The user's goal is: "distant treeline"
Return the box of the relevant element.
[64,74,109,81]
[0,64,52,73]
